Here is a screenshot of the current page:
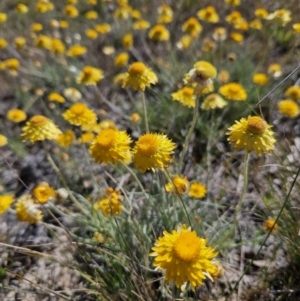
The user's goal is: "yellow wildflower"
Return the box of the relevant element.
[219,82,247,101]
[56,130,75,147]
[201,93,227,110]
[278,100,300,118]
[182,17,202,37]
[77,66,104,85]
[197,6,219,23]
[32,182,55,204]
[252,73,269,86]
[15,194,43,223]
[6,109,27,123]
[171,86,196,108]
[165,175,189,195]
[148,24,170,41]
[188,182,207,198]
[0,195,14,215]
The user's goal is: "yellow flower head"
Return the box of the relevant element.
[255,8,268,19]
[157,4,173,24]
[123,62,158,91]
[148,24,170,41]
[89,129,132,165]
[63,87,82,102]
[171,86,196,108]
[278,100,300,118]
[31,23,43,32]
[0,194,14,215]
[197,6,219,23]
[0,12,7,23]
[268,63,282,78]
[6,109,27,123]
[224,0,240,6]
[85,10,98,19]
[35,0,54,13]
[227,116,276,154]
[293,23,300,34]
[32,182,55,204]
[252,73,269,86]
[182,17,202,37]
[77,66,104,85]
[201,93,227,110]
[64,5,78,18]
[85,28,98,39]
[113,5,132,20]
[56,130,75,147]
[130,113,141,124]
[5,58,20,73]
[14,37,26,49]
[16,194,43,223]
[263,218,279,233]
[0,38,7,49]
[78,132,95,144]
[67,45,87,57]
[150,224,218,289]
[16,3,29,14]
[212,27,227,41]
[21,115,62,143]
[219,82,247,101]
[62,102,97,129]
[0,134,8,147]
[249,19,263,30]
[165,175,189,195]
[184,61,217,95]
[122,33,133,49]
[59,20,69,28]
[94,23,111,34]
[188,182,207,198]
[176,34,193,50]
[266,9,291,26]
[51,38,65,55]
[218,70,230,84]
[133,19,150,30]
[48,92,65,103]
[114,52,129,68]
[35,35,52,50]
[284,86,300,100]
[226,11,243,24]
[230,32,244,43]
[94,189,123,217]
[132,133,176,172]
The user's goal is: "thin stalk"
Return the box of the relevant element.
[141,91,149,132]
[179,96,199,172]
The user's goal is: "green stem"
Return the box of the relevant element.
[141,91,149,133]
[179,96,199,172]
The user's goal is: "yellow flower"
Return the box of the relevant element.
[252,73,269,86]
[230,32,244,43]
[197,6,219,23]
[77,66,104,85]
[188,182,207,198]
[157,4,173,24]
[85,28,98,39]
[94,23,111,34]
[21,115,62,143]
[150,224,218,289]
[16,3,29,14]
[48,92,65,103]
[227,116,276,154]
[96,119,117,132]
[67,44,87,57]
[201,93,227,110]
[35,35,52,50]
[56,130,75,147]
[212,27,227,41]
[85,10,98,19]
[249,19,263,30]
[0,12,7,23]
[284,86,300,100]
[114,72,127,86]
[132,133,175,172]
[32,182,55,204]
[182,17,202,37]
[114,52,129,68]
[123,62,158,91]
[67,0,77,4]
[176,34,193,50]
[15,194,43,223]
[122,33,133,49]
[113,5,132,20]
[171,86,196,108]
[6,108,27,123]
[89,129,132,164]
[14,37,26,49]
[219,82,247,101]
[59,20,69,28]
[224,0,240,6]
[0,195,13,215]
[130,113,141,124]
[133,19,150,30]
[62,103,97,129]
[31,23,43,32]
[94,189,123,217]
[165,175,189,195]
[0,38,7,49]
[226,11,243,24]
[278,100,300,118]
[266,9,291,26]
[263,218,279,233]
[268,63,282,78]
[78,132,95,144]
[63,87,82,102]
[0,134,8,147]
[218,70,230,84]
[184,61,217,95]
[293,23,300,34]
[51,38,65,55]
[148,24,170,41]
[255,8,268,18]
[35,0,54,13]
[5,58,20,74]
[64,5,78,17]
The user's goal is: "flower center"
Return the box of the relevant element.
[182,87,194,97]
[30,115,48,126]
[173,231,201,262]
[246,116,267,134]
[71,103,87,115]
[129,62,146,75]
[83,67,93,76]
[97,130,116,148]
[138,135,159,155]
